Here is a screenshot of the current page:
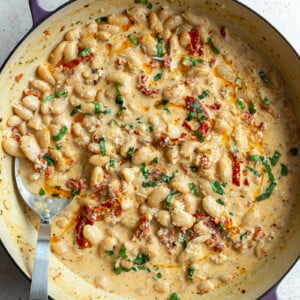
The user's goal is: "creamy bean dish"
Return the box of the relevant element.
[2,1,300,299]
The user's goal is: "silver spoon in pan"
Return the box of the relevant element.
[14,157,73,300]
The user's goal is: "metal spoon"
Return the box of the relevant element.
[14,158,73,300]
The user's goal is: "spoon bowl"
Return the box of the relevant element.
[14,157,73,300]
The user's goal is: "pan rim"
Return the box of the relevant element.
[0,1,299,299]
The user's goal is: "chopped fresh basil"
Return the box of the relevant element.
[170,292,181,300]
[152,157,159,163]
[249,101,256,114]
[54,144,62,150]
[119,244,128,259]
[142,181,157,188]
[166,190,178,208]
[183,56,204,66]
[78,46,91,57]
[188,183,200,197]
[71,188,80,196]
[187,266,195,281]
[236,98,246,110]
[53,126,68,141]
[229,212,234,216]
[216,198,225,205]
[109,159,115,168]
[163,107,171,114]
[108,119,120,126]
[194,130,204,142]
[127,147,135,162]
[134,0,153,9]
[39,188,45,196]
[93,101,102,114]
[186,111,196,121]
[231,141,240,153]
[141,162,150,179]
[154,272,162,279]
[256,182,276,201]
[133,253,150,265]
[198,90,209,100]
[263,97,272,105]
[148,125,153,132]
[115,82,126,112]
[247,155,264,162]
[219,222,225,232]
[281,163,288,176]
[207,37,220,54]
[155,34,164,57]
[246,166,262,177]
[270,151,281,166]
[263,161,275,183]
[70,104,81,116]
[240,232,249,240]
[210,180,225,195]
[104,250,114,256]
[181,230,188,249]
[99,137,106,156]
[154,72,163,81]
[52,193,60,198]
[42,153,55,165]
[128,34,138,45]
[95,16,108,22]
[42,94,54,103]
[259,71,273,86]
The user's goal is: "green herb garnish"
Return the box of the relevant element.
[71,188,80,196]
[263,97,272,105]
[154,72,163,81]
[104,250,114,256]
[95,16,108,22]
[142,181,157,188]
[99,137,106,156]
[188,183,200,197]
[245,166,262,177]
[156,33,164,57]
[249,101,256,114]
[207,37,220,54]
[166,190,178,208]
[78,46,91,57]
[187,266,195,281]
[198,90,209,100]
[219,222,225,232]
[216,198,225,205]
[170,292,181,300]
[93,101,102,114]
[247,155,265,162]
[128,34,138,45]
[183,56,204,66]
[281,163,288,176]
[42,153,55,165]
[54,144,62,150]
[119,244,128,259]
[186,111,196,121]
[141,162,150,179]
[256,182,276,201]
[152,157,159,163]
[240,232,249,240]
[70,104,81,116]
[210,181,225,195]
[127,147,135,162]
[134,0,153,9]
[236,98,246,110]
[53,126,68,141]
[194,130,204,142]
[133,253,150,265]
[163,107,171,114]
[109,159,115,168]
[259,71,273,86]
[39,188,45,196]
[290,147,298,156]
[270,151,281,166]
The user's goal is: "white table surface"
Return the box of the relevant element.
[0,0,299,299]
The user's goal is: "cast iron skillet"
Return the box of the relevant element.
[0,0,299,299]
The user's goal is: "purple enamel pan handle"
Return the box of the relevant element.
[29,0,53,27]
[261,285,278,300]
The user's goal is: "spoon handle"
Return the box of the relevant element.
[29,221,51,300]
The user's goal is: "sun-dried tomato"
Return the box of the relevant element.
[189,28,203,55]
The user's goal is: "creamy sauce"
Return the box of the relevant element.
[2,3,300,299]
